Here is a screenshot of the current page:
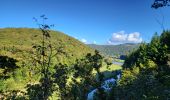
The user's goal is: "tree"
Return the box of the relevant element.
[152,0,170,9]
[72,50,106,100]
[160,30,170,51]
[90,50,106,100]
[109,31,170,99]
[123,43,148,69]
[148,33,168,65]
[53,63,70,99]
[73,54,96,99]
[27,15,56,100]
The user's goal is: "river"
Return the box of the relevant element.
[112,61,123,65]
[87,61,123,100]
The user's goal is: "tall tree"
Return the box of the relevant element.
[27,15,56,100]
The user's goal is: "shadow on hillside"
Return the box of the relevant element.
[0,56,18,79]
[95,70,121,81]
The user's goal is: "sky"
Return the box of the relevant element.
[0,0,170,45]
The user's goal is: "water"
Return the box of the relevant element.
[87,74,121,100]
[87,61,123,100]
[112,61,123,65]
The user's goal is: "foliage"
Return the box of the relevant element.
[104,57,113,66]
[160,30,170,51]
[71,50,113,100]
[26,15,56,100]
[0,22,94,99]
[0,15,123,99]
[123,32,168,69]
[110,31,170,99]
[53,63,70,99]
[0,28,94,65]
[152,0,170,9]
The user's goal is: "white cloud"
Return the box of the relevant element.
[81,38,87,44]
[127,32,142,43]
[108,31,142,44]
[93,41,97,44]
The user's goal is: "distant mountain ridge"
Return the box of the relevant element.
[88,43,139,56]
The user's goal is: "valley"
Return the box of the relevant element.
[1,0,170,99]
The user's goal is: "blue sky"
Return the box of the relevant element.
[0,0,170,45]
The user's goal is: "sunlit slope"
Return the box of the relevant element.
[0,28,94,65]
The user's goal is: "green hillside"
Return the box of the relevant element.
[0,28,121,99]
[88,43,139,56]
[0,28,94,97]
[0,28,94,65]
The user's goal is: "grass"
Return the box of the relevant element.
[113,59,124,63]
[0,28,94,95]
[101,64,122,72]
[93,63,122,80]
[0,28,94,65]
[92,63,122,74]
[67,63,122,84]
[0,28,122,98]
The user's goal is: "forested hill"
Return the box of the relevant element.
[0,28,94,65]
[109,31,170,99]
[0,28,96,99]
[88,43,139,56]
